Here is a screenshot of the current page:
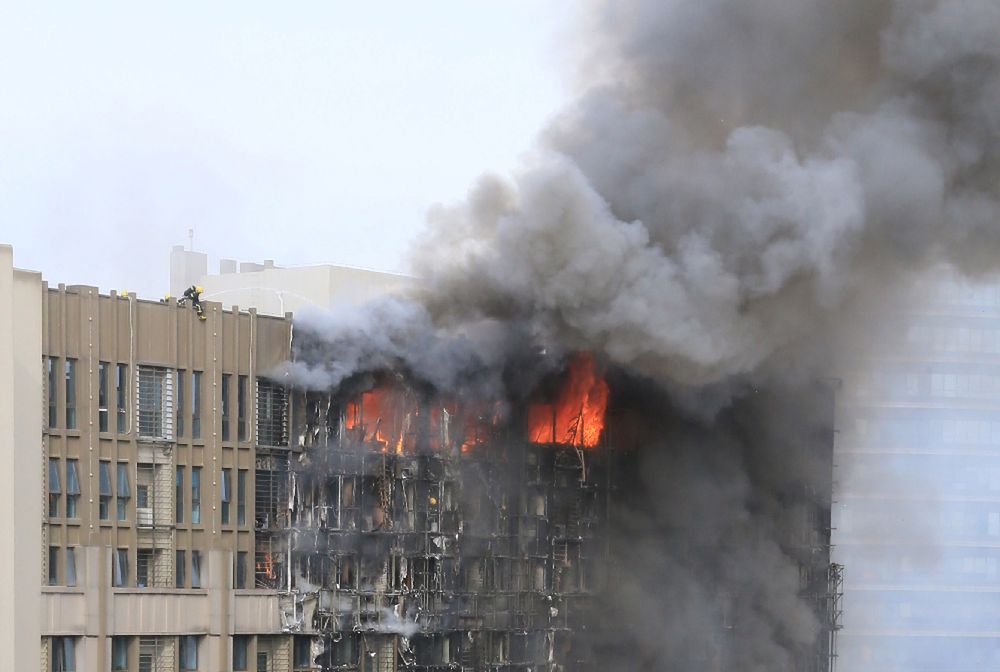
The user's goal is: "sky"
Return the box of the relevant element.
[0,2,573,297]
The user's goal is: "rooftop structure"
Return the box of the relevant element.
[168,248,412,317]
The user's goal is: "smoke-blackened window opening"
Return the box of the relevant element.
[257,379,289,447]
[136,366,173,441]
[255,454,290,531]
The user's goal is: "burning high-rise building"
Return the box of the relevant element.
[269,345,843,672]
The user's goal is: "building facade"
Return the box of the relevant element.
[3,243,841,671]
[835,277,1000,671]
[2,244,306,671]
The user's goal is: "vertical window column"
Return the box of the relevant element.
[237,469,247,526]
[191,466,201,524]
[98,362,109,432]
[236,551,247,589]
[176,466,184,523]
[111,637,129,671]
[99,462,112,520]
[64,360,76,430]
[48,458,61,518]
[221,468,232,525]
[48,546,58,585]
[176,370,185,437]
[50,636,76,672]
[176,550,186,588]
[192,371,202,439]
[179,635,199,671]
[47,357,57,428]
[116,364,128,434]
[238,374,248,441]
[191,551,202,588]
[65,460,80,519]
[116,463,131,521]
[113,548,129,587]
[65,547,77,587]
[222,373,231,441]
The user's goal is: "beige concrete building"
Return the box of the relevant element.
[182,256,411,317]
[1,244,311,671]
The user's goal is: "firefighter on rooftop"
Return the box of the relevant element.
[179,285,207,320]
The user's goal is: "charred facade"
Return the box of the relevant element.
[254,361,841,672]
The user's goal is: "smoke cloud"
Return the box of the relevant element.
[284,1,1000,670]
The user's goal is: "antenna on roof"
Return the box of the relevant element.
[188,228,195,252]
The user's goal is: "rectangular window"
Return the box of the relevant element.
[176,550,186,588]
[180,635,199,671]
[98,362,109,432]
[256,379,288,447]
[51,636,75,672]
[236,551,247,589]
[191,466,202,524]
[191,550,202,588]
[65,459,80,519]
[111,637,129,671]
[116,463,130,521]
[65,547,77,587]
[116,364,128,433]
[135,464,152,527]
[64,359,76,429]
[238,374,248,441]
[237,469,247,526]
[48,546,58,585]
[113,548,128,587]
[99,462,112,520]
[221,468,232,525]
[233,635,249,671]
[294,636,312,668]
[176,369,185,437]
[47,357,57,428]
[192,371,202,439]
[176,466,184,523]
[136,549,152,587]
[48,458,61,518]
[222,373,232,441]
[137,366,173,440]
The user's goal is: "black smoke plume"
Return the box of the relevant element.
[282,2,1000,669]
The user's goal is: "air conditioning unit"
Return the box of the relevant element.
[136,507,154,528]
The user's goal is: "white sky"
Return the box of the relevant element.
[0,2,573,297]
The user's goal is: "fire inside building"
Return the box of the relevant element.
[258,353,844,672]
[5,255,842,671]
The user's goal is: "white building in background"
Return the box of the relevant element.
[834,274,1000,672]
[169,249,412,317]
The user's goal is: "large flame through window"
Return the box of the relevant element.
[528,353,608,447]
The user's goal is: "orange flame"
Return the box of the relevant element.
[344,385,416,453]
[528,353,608,447]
